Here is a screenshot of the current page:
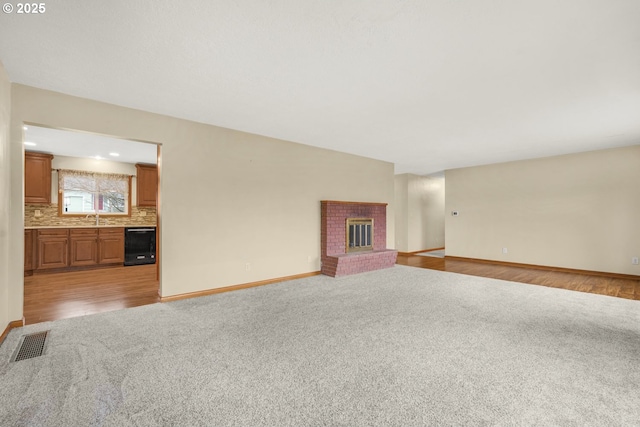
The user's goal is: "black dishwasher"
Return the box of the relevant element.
[124,227,156,266]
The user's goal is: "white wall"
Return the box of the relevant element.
[394,174,408,250]
[0,62,11,328]
[418,174,445,250]
[52,155,137,175]
[445,146,640,275]
[395,173,445,252]
[8,85,395,318]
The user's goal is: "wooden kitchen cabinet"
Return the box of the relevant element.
[69,229,99,267]
[98,228,125,264]
[36,229,69,270]
[33,227,125,272]
[135,164,157,207]
[25,152,54,204]
[24,229,34,274]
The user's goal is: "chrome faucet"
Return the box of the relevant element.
[85,213,100,226]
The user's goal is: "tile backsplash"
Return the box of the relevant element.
[25,204,157,227]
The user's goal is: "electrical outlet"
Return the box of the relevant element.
[34,209,42,217]
[451,211,459,216]
[633,257,639,265]
[502,247,508,254]
[245,262,251,271]
[307,255,312,263]
[139,211,147,217]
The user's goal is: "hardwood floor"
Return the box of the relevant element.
[24,264,159,325]
[23,254,640,326]
[397,253,640,300]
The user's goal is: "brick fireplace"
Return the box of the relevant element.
[321,201,398,277]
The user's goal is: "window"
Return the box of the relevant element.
[58,169,131,216]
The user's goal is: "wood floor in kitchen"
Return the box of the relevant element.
[24,264,159,325]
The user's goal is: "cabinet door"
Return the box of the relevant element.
[99,229,124,264]
[25,152,53,204]
[24,230,34,272]
[37,237,69,270]
[135,164,157,207]
[69,237,99,267]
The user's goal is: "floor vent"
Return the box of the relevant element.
[11,331,50,362]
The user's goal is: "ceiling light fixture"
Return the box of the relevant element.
[23,126,28,130]
[24,142,37,146]
[109,152,120,157]
[95,155,103,160]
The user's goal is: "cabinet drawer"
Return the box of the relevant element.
[99,227,124,235]
[70,228,99,236]
[37,228,69,237]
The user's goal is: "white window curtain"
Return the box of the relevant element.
[58,169,130,213]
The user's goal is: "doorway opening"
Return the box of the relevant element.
[22,124,161,325]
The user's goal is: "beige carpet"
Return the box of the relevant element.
[1,265,639,426]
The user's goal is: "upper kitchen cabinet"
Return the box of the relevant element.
[135,164,157,207]
[25,151,54,204]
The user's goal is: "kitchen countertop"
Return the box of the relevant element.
[25,225,157,229]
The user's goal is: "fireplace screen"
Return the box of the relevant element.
[346,218,373,253]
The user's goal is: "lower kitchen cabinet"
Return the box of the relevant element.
[69,229,99,267]
[98,228,125,264]
[31,227,125,272]
[24,229,34,274]
[36,229,69,270]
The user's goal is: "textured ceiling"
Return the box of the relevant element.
[1,0,639,175]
